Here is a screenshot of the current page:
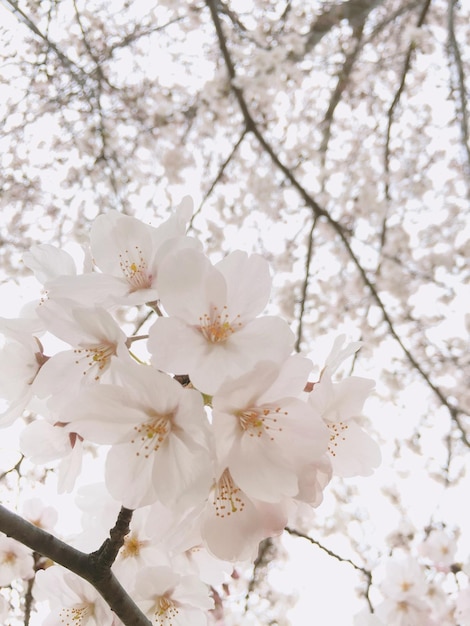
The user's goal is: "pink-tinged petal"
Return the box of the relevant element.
[65,385,145,443]
[173,317,294,395]
[20,420,72,463]
[149,317,209,377]
[216,251,271,320]
[227,316,294,367]
[324,334,362,374]
[152,433,212,510]
[46,272,129,306]
[258,355,313,402]
[106,443,157,508]
[90,212,155,276]
[327,376,375,420]
[296,455,332,507]
[23,244,77,283]
[212,361,280,411]
[328,420,381,477]
[157,248,227,322]
[57,443,83,494]
[228,434,299,502]
[202,470,286,562]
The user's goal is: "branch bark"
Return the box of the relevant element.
[0,504,151,626]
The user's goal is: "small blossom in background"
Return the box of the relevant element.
[0,536,34,586]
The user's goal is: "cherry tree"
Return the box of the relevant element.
[0,1,469,625]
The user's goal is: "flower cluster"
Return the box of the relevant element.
[0,205,380,624]
[354,524,470,626]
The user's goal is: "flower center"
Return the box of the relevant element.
[119,246,152,292]
[237,405,286,440]
[327,421,348,456]
[121,533,147,559]
[154,595,179,625]
[73,341,117,381]
[59,605,91,625]
[2,551,17,565]
[198,305,242,343]
[212,469,245,517]
[130,412,173,458]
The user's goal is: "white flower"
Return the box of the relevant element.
[148,248,294,395]
[375,595,431,626]
[211,357,329,502]
[20,418,84,493]
[22,497,58,531]
[380,556,428,600]
[0,316,46,427]
[34,566,116,626]
[307,338,379,477]
[201,467,287,562]
[418,528,457,569]
[45,205,198,307]
[33,301,130,404]
[64,361,213,510]
[133,565,213,626]
[23,244,78,283]
[0,536,34,586]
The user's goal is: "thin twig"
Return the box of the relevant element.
[285,527,374,612]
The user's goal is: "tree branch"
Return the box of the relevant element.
[0,504,151,626]
[206,0,470,445]
[285,527,374,612]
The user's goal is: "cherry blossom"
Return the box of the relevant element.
[22,497,58,532]
[0,536,34,586]
[32,301,130,403]
[23,244,78,284]
[0,316,46,427]
[417,527,457,569]
[149,247,295,394]
[63,360,213,509]
[132,566,214,626]
[20,417,85,493]
[201,467,287,562]
[34,566,117,626]
[307,341,380,476]
[45,204,198,307]
[211,356,329,502]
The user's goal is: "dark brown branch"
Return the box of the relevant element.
[384,0,432,203]
[320,21,366,157]
[92,506,133,568]
[295,214,318,353]
[0,505,151,626]
[293,0,385,60]
[190,128,247,230]
[447,0,470,194]
[3,0,93,97]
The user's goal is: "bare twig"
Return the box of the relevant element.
[285,527,374,612]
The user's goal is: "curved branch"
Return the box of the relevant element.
[295,214,318,353]
[206,0,470,444]
[285,527,374,612]
[447,0,470,194]
[0,504,151,626]
[383,0,432,203]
